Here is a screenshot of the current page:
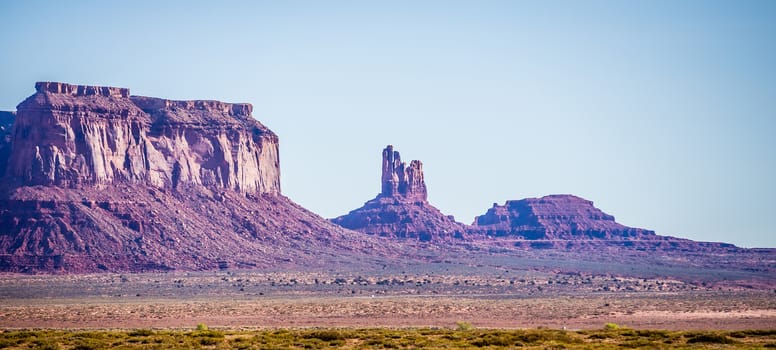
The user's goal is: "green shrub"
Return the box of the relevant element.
[194,330,224,339]
[128,329,154,336]
[515,332,541,343]
[73,344,99,350]
[738,329,776,336]
[471,334,514,347]
[199,337,221,345]
[196,323,208,331]
[686,334,737,344]
[587,333,615,340]
[621,338,657,348]
[455,321,473,331]
[604,322,620,330]
[31,339,61,350]
[303,330,346,341]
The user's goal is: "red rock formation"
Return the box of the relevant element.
[381,145,426,201]
[0,111,13,176]
[0,82,389,273]
[0,82,769,279]
[332,145,468,241]
[7,82,280,194]
[472,195,655,240]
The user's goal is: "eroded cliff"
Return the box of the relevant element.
[0,111,14,176]
[6,82,280,194]
[0,82,385,273]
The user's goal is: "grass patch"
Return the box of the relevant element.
[686,333,738,344]
[127,329,154,337]
[455,321,473,331]
[0,328,771,349]
[303,330,348,341]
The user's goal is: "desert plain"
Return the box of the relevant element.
[1,264,774,331]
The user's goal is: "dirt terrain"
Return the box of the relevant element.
[1,269,774,331]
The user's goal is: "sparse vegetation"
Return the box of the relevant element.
[686,333,738,345]
[455,321,473,331]
[0,328,772,349]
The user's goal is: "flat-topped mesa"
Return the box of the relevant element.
[380,145,427,202]
[4,82,280,195]
[35,81,130,98]
[473,194,655,240]
[130,96,254,123]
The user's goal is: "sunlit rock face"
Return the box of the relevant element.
[7,82,280,194]
[0,82,386,273]
[332,145,468,242]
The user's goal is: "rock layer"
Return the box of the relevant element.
[0,82,386,273]
[472,195,655,240]
[381,145,426,201]
[0,111,14,176]
[332,145,468,241]
[6,82,280,194]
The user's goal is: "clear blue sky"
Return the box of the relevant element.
[1,1,774,247]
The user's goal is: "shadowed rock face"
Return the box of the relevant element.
[332,145,468,241]
[0,111,14,176]
[0,82,389,273]
[472,195,655,240]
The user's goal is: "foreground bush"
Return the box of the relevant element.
[0,327,772,349]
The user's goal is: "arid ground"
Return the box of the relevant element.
[1,268,774,331]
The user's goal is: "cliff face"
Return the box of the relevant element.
[6,82,280,194]
[332,145,468,241]
[0,82,384,273]
[472,195,655,240]
[0,111,14,176]
[380,145,426,201]
[334,146,660,243]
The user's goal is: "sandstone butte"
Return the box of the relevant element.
[331,145,469,241]
[334,145,658,242]
[0,81,770,274]
[0,82,394,273]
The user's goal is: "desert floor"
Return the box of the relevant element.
[0,270,774,330]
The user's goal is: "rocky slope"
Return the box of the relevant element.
[0,82,392,273]
[331,145,469,241]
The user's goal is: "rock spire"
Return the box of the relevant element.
[380,145,427,202]
[332,145,468,241]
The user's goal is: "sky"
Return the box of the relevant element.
[0,1,774,247]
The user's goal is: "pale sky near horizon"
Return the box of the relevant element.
[1,1,774,247]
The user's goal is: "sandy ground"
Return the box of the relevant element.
[1,293,774,330]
